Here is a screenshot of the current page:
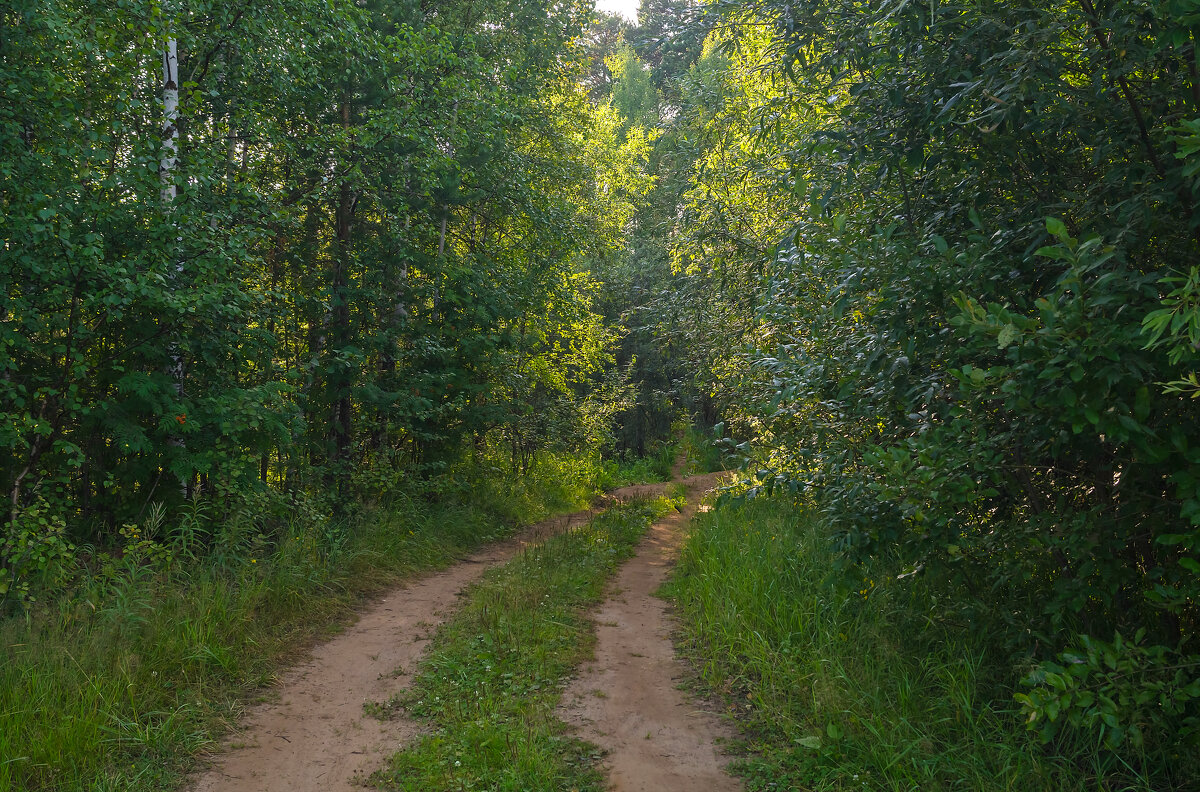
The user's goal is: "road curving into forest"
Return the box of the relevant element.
[189,470,736,792]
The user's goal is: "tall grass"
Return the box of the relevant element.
[0,453,599,792]
[664,497,1119,792]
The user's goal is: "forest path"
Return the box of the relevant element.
[188,482,662,792]
[559,467,740,792]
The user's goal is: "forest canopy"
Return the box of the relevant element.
[1,0,655,592]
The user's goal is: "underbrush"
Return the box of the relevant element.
[679,422,727,474]
[664,497,1166,792]
[596,441,677,489]
[0,453,598,792]
[372,497,673,791]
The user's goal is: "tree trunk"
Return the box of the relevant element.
[331,96,354,489]
[162,27,188,497]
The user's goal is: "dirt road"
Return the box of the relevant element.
[559,471,740,791]
[189,474,738,792]
[189,501,610,792]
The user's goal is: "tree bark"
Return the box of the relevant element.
[162,25,188,497]
[331,96,355,484]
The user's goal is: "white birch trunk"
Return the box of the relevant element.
[161,37,178,204]
[162,31,187,495]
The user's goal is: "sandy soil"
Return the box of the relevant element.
[187,486,670,792]
[559,471,742,792]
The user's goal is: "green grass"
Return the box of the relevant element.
[664,497,1118,792]
[371,497,673,792]
[0,454,600,792]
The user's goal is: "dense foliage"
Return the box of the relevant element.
[632,0,1200,784]
[1,0,652,603]
[585,3,717,456]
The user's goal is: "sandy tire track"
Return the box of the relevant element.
[188,488,662,792]
[559,471,741,792]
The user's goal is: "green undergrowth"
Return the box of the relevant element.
[665,497,1130,792]
[0,454,598,792]
[596,441,677,489]
[371,497,674,792]
[679,423,727,475]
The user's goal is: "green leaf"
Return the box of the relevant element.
[1035,245,1070,261]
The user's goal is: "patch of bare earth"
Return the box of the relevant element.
[560,471,741,792]
[187,485,670,792]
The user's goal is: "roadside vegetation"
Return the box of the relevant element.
[0,453,599,792]
[372,497,674,792]
[668,496,1198,792]
[596,441,677,489]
